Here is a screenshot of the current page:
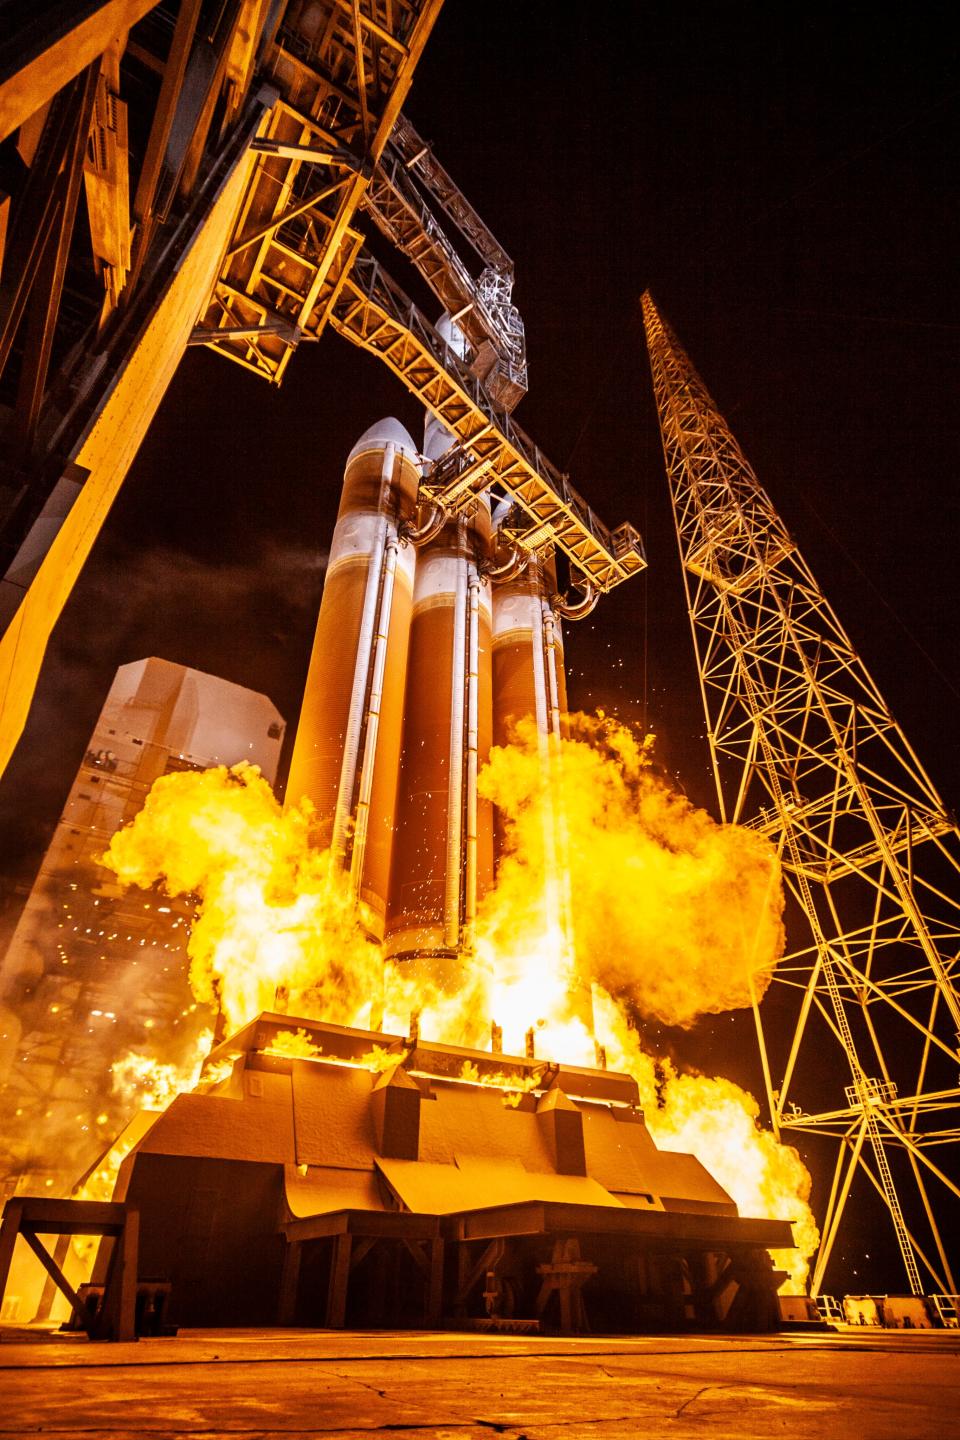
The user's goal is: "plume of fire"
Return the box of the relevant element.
[259,1031,407,1074]
[652,1068,817,1294]
[459,1060,538,1108]
[73,1029,217,1212]
[265,1028,323,1059]
[99,715,816,1290]
[362,1044,408,1072]
[101,763,382,1033]
[474,714,784,1032]
[110,1030,213,1112]
[590,990,817,1293]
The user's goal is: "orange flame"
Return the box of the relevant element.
[100,715,817,1290]
[101,763,382,1033]
[110,1028,214,1111]
[474,713,784,1035]
[264,1028,323,1059]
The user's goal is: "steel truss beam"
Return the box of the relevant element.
[330,254,645,591]
[0,0,443,782]
[388,113,513,278]
[194,0,443,381]
[363,115,527,409]
[642,291,960,1298]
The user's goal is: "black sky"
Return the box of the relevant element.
[0,0,957,1292]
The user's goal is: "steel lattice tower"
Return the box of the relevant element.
[642,291,960,1298]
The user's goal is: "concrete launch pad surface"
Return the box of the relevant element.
[1,1327,957,1439]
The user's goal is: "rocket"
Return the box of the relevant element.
[286,387,582,976]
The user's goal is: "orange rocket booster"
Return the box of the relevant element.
[287,412,572,963]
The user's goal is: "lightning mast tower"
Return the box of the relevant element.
[642,291,960,1299]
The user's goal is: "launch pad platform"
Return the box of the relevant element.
[98,1013,792,1335]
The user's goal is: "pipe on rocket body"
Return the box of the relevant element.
[443,530,469,950]
[331,474,391,869]
[402,497,447,547]
[530,581,552,758]
[541,599,563,741]
[349,534,400,892]
[482,540,525,583]
[552,579,598,622]
[464,562,481,942]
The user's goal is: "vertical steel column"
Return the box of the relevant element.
[531,575,572,971]
[443,527,469,949]
[541,600,562,739]
[330,443,395,868]
[350,535,400,893]
[463,563,481,942]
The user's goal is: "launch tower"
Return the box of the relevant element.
[643,292,960,1299]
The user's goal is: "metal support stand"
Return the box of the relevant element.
[325,1233,352,1329]
[534,1236,596,1335]
[0,1197,138,1341]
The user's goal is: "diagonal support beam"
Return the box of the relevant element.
[11,62,99,453]
[126,0,203,293]
[0,0,159,144]
[21,1229,92,1333]
[0,70,98,383]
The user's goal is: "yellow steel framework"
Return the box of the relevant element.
[363,112,528,410]
[0,0,444,777]
[330,255,645,590]
[0,0,645,784]
[642,291,960,1298]
[193,0,442,381]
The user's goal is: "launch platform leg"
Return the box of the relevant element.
[326,1233,352,1329]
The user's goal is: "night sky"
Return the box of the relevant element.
[0,3,956,1290]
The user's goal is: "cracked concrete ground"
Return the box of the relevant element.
[0,1327,957,1438]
